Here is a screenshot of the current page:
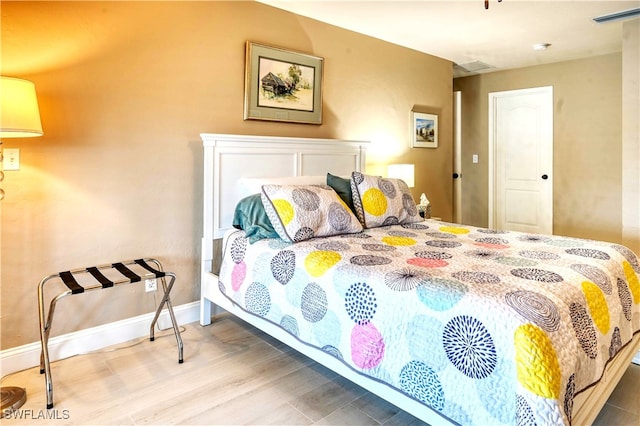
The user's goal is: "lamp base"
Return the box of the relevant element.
[1,386,27,417]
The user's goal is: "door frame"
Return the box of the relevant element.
[488,86,553,231]
[453,90,462,223]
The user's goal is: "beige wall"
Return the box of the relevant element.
[622,19,640,254]
[1,1,453,349]
[454,54,625,244]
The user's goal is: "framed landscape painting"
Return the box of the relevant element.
[411,111,438,148]
[244,42,323,124]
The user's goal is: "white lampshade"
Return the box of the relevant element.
[388,163,414,188]
[0,76,43,138]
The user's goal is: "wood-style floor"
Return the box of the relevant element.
[2,314,639,425]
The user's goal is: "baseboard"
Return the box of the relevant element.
[0,301,200,377]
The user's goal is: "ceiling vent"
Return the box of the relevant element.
[593,7,640,24]
[455,61,495,73]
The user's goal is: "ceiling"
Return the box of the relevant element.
[256,0,640,77]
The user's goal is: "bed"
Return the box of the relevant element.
[199,133,640,426]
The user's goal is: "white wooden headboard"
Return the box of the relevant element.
[201,133,369,241]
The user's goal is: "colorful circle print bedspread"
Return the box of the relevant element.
[217,220,640,425]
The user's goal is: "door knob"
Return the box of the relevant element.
[453,173,460,179]
[541,174,548,180]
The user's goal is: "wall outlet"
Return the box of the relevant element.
[3,148,20,171]
[145,279,157,292]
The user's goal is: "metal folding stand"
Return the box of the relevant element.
[38,258,184,409]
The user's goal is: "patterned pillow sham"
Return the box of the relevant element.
[350,171,423,228]
[261,184,363,243]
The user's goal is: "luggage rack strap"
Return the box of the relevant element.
[112,262,141,283]
[135,258,166,278]
[87,266,114,289]
[59,271,84,294]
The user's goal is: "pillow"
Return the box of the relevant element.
[350,171,423,228]
[232,194,280,243]
[261,184,363,243]
[326,173,355,213]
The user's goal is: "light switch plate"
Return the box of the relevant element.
[3,148,20,170]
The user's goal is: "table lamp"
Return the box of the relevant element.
[387,163,414,188]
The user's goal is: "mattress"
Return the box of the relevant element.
[217,220,640,425]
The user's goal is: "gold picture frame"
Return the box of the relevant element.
[244,42,324,124]
[411,111,438,148]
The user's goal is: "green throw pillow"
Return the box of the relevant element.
[326,173,355,213]
[232,194,280,243]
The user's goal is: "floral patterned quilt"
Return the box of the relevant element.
[217,220,640,425]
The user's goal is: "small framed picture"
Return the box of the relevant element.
[244,41,323,124]
[411,111,438,148]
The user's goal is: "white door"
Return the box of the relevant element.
[453,91,462,223]
[489,86,553,234]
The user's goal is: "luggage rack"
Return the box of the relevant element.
[37,258,184,409]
